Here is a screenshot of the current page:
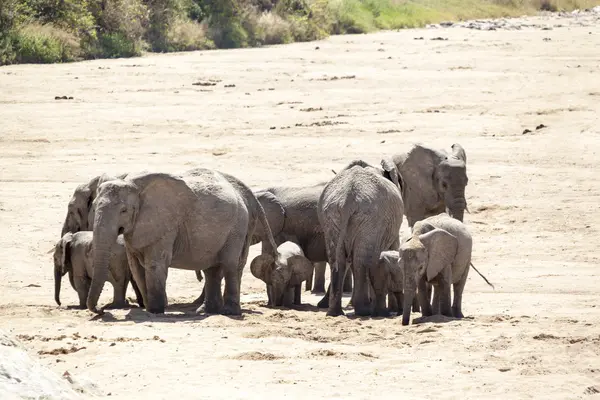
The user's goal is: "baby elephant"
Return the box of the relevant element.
[378,250,419,314]
[250,241,313,307]
[52,232,142,309]
[399,213,472,325]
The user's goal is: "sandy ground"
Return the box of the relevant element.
[1,10,600,400]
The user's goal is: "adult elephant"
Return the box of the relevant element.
[86,167,278,315]
[389,143,468,227]
[318,159,404,317]
[251,182,352,294]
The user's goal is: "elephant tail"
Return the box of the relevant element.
[470,261,494,289]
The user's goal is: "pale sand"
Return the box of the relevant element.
[1,12,599,400]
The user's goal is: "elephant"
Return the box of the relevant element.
[250,241,314,307]
[318,159,404,317]
[399,213,472,326]
[52,231,142,309]
[388,143,468,227]
[251,182,352,294]
[61,173,128,237]
[377,250,419,314]
[86,167,278,316]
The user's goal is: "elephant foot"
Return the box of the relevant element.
[311,284,326,294]
[353,306,372,317]
[317,295,329,309]
[104,300,130,310]
[197,302,221,314]
[146,306,165,314]
[221,302,242,316]
[452,307,464,319]
[372,307,390,318]
[326,307,344,317]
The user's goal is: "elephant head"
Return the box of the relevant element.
[250,252,313,306]
[340,159,404,193]
[393,143,468,224]
[87,172,195,313]
[399,228,458,325]
[52,233,73,306]
[61,173,127,236]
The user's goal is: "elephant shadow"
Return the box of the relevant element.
[90,302,263,324]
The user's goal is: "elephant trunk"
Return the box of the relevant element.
[54,264,62,306]
[402,290,415,326]
[87,212,116,314]
[446,190,466,222]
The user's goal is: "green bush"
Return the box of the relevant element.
[97,32,142,58]
[13,23,81,63]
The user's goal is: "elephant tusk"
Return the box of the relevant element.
[470,262,494,289]
[465,204,471,214]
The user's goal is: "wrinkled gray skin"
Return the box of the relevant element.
[400,213,472,326]
[391,143,468,227]
[87,168,278,315]
[251,183,352,294]
[250,241,314,307]
[318,159,404,317]
[53,232,141,309]
[377,250,419,314]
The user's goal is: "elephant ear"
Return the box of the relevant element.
[419,228,457,282]
[254,191,285,242]
[381,157,404,194]
[61,233,73,275]
[250,254,275,284]
[288,255,313,286]
[393,144,444,208]
[451,143,467,163]
[412,219,436,236]
[128,173,198,250]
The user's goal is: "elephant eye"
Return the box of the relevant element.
[442,181,448,190]
[120,206,127,214]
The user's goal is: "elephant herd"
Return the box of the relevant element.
[51,142,491,325]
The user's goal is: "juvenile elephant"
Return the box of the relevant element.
[389,143,468,227]
[399,213,472,325]
[61,173,128,237]
[377,250,419,314]
[87,167,278,316]
[52,232,141,309]
[318,159,404,317]
[250,241,314,307]
[252,183,352,294]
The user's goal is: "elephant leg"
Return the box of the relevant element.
[417,279,433,317]
[222,263,242,316]
[317,284,330,308]
[106,275,128,309]
[294,284,302,305]
[412,295,420,313]
[351,258,371,317]
[395,292,404,314]
[342,271,353,293]
[305,265,314,292]
[192,270,205,305]
[74,276,90,310]
[388,290,399,313]
[452,267,469,318]
[144,258,169,314]
[326,263,344,317]
[312,262,327,294]
[282,287,295,308]
[432,284,441,315]
[200,266,223,314]
[129,274,145,308]
[439,283,452,317]
[266,284,274,306]
[367,257,389,318]
[126,251,147,309]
